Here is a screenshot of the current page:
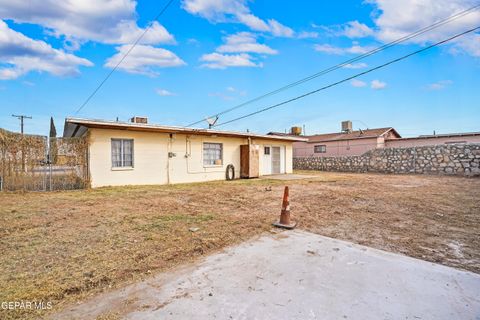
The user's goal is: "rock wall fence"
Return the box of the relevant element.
[293,143,480,177]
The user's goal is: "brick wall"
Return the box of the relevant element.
[293,144,480,176]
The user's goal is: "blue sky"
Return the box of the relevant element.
[0,0,479,137]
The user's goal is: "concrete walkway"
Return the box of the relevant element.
[54,231,480,320]
[261,174,318,180]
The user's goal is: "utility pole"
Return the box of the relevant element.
[11,114,32,174]
[11,114,32,134]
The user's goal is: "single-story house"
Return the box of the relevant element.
[63,117,306,188]
[384,132,480,148]
[269,122,401,157]
[291,127,400,157]
[271,121,480,158]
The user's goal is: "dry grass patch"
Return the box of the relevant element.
[0,172,479,319]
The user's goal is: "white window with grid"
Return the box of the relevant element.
[203,143,223,166]
[111,139,134,168]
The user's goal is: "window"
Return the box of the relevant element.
[203,143,223,166]
[264,146,270,155]
[111,139,134,168]
[314,145,326,153]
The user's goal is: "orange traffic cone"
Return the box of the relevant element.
[273,186,297,229]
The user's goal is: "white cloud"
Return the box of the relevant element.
[106,20,174,45]
[351,79,367,87]
[200,52,261,69]
[0,0,175,46]
[371,79,387,90]
[104,45,185,76]
[342,21,374,38]
[204,31,276,69]
[182,0,294,37]
[314,43,374,55]
[0,20,93,80]
[366,0,480,56]
[187,38,200,45]
[427,80,453,90]
[313,44,345,55]
[343,62,368,69]
[216,32,277,54]
[237,13,270,31]
[314,21,374,38]
[315,1,479,57]
[451,33,480,57]
[349,43,375,54]
[298,31,319,39]
[267,19,294,37]
[155,88,176,96]
[226,86,246,95]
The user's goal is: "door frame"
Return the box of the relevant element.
[262,145,285,175]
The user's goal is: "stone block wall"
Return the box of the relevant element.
[293,144,480,176]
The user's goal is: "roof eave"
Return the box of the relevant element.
[63,118,308,142]
[308,135,381,143]
[386,132,480,141]
[381,127,402,138]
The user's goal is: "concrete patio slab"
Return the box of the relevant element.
[261,174,318,180]
[54,230,480,320]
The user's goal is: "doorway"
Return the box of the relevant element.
[263,145,285,175]
[271,146,281,174]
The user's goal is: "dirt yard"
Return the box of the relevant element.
[1,172,479,319]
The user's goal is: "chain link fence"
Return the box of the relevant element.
[0,128,88,191]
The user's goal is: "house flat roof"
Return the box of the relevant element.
[386,131,480,141]
[63,117,308,142]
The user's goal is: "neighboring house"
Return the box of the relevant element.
[385,132,480,148]
[273,121,480,158]
[294,127,401,157]
[270,123,400,157]
[63,117,306,188]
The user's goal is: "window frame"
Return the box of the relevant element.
[314,144,327,153]
[111,138,134,169]
[203,142,223,167]
[264,146,270,155]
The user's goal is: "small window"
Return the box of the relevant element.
[203,143,223,166]
[314,145,326,153]
[264,146,270,155]
[112,139,134,168]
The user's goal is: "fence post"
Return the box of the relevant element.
[49,162,52,191]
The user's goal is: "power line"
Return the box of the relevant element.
[212,26,480,128]
[186,3,480,127]
[74,0,176,115]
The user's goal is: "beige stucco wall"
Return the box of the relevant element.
[87,128,293,187]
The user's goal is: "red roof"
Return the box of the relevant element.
[307,127,401,143]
